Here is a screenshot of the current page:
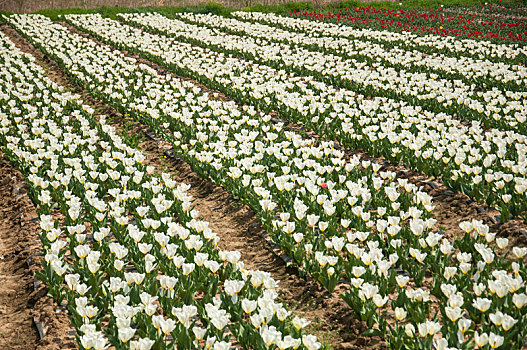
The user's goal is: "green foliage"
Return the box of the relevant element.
[201,2,230,15]
[329,0,359,9]
[35,8,98,21]
[239,0,518,13]
[318,0,514,11]
[244,1,315,13]
[27,1,229,21]
[325,0,503,10]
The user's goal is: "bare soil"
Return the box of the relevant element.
[0,155,39,349]
[0,152,73,350]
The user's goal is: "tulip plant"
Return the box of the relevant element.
[51,13,527,222]
[4,13,527,349]
[0,30,322,350]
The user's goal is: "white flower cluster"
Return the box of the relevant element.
[56,13,527,217]
[119,12,527,131]
[0,29,320,350]
[178,12,527,90]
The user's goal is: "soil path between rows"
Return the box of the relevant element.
[0,154,39,349]
[0,152,73,350]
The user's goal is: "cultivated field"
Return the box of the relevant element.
[0,2,526,350]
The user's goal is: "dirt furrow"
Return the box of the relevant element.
[0,154,39,349]
[0,152,73,350]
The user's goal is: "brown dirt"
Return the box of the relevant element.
[0,155,39,349]
[1,0,207,13]
[0,152,73,350]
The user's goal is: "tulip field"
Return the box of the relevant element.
[290,5,527,42]
[0,3,526,350]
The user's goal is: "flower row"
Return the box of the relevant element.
[291,6,527,43]
[177,11,526,94]
[4,13,441,347]
[7,10,429,312]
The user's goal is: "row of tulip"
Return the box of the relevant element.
[58,13,527,221]
[6,13,527,349]
[117,12,527,134]
[174,12,526,94]
[0,28,322,350]
[232,11,527,66]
